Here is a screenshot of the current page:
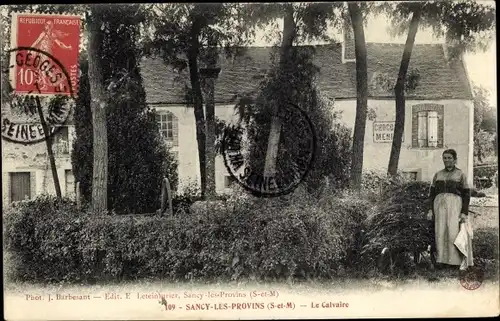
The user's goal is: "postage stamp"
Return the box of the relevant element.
[221,101,316,197]
[9,12,81,96]
[2,13,81,145]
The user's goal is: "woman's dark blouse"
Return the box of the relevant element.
[429,166,471,215]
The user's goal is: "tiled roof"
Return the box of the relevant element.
[140,42,473,105]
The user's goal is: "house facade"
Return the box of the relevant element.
[2,121,76,206]
[140,39,474,193]
[1,33,474,205]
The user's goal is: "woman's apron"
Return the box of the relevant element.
[433,193,466,266]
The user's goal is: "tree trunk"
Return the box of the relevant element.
[201,64,220,200]
[348,3,369,190]
[387,6,422,176]
[87,9,108,214]
[263,4,296,177]
[187,20,207,199]
[35,96,62,198]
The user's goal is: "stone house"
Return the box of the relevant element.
[1,33,474,204]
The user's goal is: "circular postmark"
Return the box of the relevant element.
[459,266,484,290]
[221,101,316,197]
[2,46,75,145]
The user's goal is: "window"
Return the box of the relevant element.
[224,175,236,188]
[65,169,75,197]
[155,112,179,147]
[10,172,31,202]
[54,126,69,154]
[412,104,444,148]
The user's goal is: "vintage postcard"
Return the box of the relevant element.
[2,2,499,320]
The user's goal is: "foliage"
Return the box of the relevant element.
[171,182,204,215]
[142,3,257,197]
[377,1,496,59]
[71,5,178,214]
[238,3,344,46]
[3,195,82,282]
[360,180,433,275]
[142,4,252,69]
[360,170,409,202]
[474,130,496,164]
[473,165,497,189]
[473,227,499,262]
[4,187,370,283]
[473,85,497,163]
[232,46,353,192]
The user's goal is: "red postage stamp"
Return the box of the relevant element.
[9,13,81,97]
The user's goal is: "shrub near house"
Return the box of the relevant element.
[4,187,370,283]
[5,182,497,283]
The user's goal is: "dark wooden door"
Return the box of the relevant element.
[10,172,31,202]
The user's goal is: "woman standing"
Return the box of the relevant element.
[427,149,472,270]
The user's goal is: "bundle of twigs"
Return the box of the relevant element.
[361,181,433,270]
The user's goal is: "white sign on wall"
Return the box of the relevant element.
[373,121,404,143]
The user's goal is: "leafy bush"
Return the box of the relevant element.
[360,180,433,275]
[473,227,499,261]
[4,187,370,283]
[360,170,414,203]
[4,195,82,282]
[473,166,497,189]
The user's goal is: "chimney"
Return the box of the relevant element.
[342,15,355,63]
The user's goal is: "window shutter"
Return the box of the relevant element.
[173,114,179,147]
[427,111,438,147]
[417,111,428,147]
[437,108,444,148]
[412,109,418,148]
[30,171,36,200]
[68,126,75,154]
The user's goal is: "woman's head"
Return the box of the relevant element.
[442,149,457,168]
[44,21,53,32]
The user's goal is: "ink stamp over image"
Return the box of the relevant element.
[221,101,316,197]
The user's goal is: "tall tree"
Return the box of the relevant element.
[228,3,357,194]
[87,5,108,213]
[72,4,178,214]
[379,1,496,176]
[263,3,295,178]
[144,3,250,199]
[200,54,220,199]
[387,3,422,176]
[236,2,341,178]
[347,2,369,190]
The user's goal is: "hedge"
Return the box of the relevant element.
[4,188,371,283]
[5,186,496,283]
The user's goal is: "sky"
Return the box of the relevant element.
[252,9,497,107]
